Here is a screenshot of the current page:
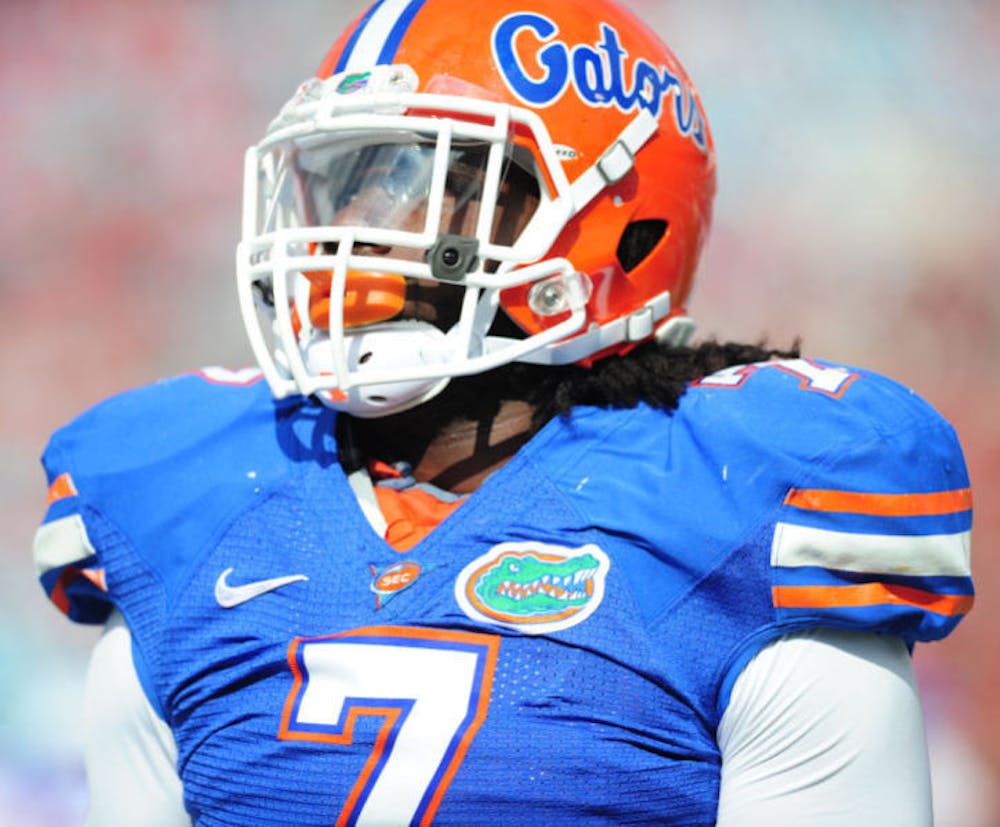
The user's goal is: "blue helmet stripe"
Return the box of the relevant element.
[376,0,429,65]
[335,0,429,74]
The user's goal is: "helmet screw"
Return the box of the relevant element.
[540,284,563,309]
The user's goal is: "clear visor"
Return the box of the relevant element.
[258,132,541,251]
[298,139,484,235]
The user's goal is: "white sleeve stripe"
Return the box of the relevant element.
[33,514,96,576]
[771,521,971,577]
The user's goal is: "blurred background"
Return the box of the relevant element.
[1,1,996,824]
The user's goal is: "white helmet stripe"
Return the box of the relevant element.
[335,0,429,74]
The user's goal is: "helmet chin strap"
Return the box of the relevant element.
[569,108,659,213]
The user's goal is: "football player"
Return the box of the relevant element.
[35,1,973,824]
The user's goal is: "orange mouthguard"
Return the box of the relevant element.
[302,269,407,329]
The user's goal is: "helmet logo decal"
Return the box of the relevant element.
[455,542,611,634]
[336,71,372,94]
[492,13,708,152]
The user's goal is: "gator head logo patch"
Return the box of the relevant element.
[455,542,610,634]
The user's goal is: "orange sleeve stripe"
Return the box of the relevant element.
[49,571,72,615]
[772,583,974,617]
[46,472,78,507]
[784,487,972,517]
[80,568,108,593]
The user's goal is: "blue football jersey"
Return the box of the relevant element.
[35,359,973,826]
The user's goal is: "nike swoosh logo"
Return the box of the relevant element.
[214,567,308,608]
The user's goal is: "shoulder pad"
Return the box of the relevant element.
[692,359,973,643]
[35,370,336,622]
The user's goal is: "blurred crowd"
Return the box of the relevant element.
[1,2,996,824]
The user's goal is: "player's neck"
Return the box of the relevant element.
[411,398,536,493]
[353,398,537,494]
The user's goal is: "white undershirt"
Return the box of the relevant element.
[82,613,931,826]
[716,629,931,825]
[82,612,188,827]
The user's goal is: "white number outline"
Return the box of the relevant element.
[279,626,500,826]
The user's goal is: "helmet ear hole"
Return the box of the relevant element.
[488,307,529,340]
[617,220,668,273]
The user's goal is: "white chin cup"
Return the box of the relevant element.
[302,322,452,417]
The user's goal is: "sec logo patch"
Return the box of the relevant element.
[370,561,422,609]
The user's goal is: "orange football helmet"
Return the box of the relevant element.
[237,0,716,416]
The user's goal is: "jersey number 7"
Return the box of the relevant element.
[279,626,500,826]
